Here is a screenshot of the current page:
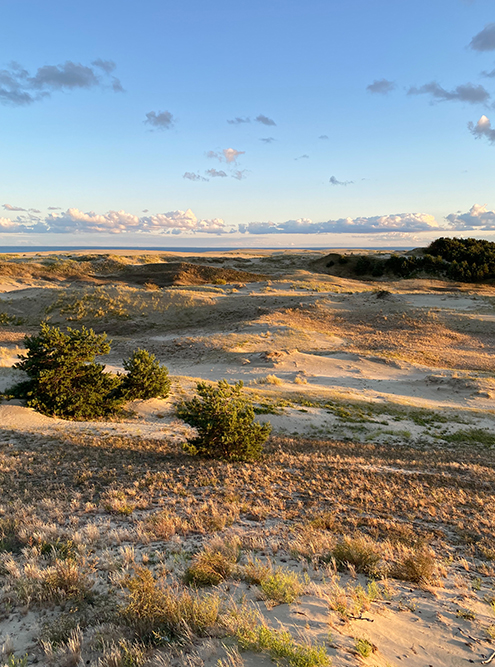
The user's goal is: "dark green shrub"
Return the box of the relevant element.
[121,349,170,400]
[8,322,123,420]
[176,379,271,461]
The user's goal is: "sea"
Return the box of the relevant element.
[0,245,417,253]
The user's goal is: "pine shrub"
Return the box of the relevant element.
[10,323,122,420]
[7,324,170,420]
[176,379,271,461]
[121,349,170,400]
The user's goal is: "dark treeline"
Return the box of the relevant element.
[347,237,495,282]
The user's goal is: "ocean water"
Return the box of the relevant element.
[0,245,416,253]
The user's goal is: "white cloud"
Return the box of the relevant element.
[0,208,229,235]
[446,204,495,230]
[468,114,495,143]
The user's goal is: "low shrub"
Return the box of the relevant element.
[177,380,271,461]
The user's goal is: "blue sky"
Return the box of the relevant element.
[2,0,495,247]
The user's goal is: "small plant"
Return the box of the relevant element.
[354,638,375,657]
[259,568,303,605]
[120,349,170,400]
[177,380,271,461]
[4,655,28,667]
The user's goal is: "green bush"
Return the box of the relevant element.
[9,322,122,420]
[121,349,170,400]
[176,379,271,461]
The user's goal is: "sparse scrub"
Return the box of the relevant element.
[332,535,381,576]
[177,380,271,461]
[122,567,221,641]
[185,550,235,587]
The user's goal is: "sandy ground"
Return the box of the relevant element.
[0,249,494,666]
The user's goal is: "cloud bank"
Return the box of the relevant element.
[0,60,123,106]
[239,212,440,235]
[1,208,228,235]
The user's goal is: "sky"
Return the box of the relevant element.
[2,0,495,248]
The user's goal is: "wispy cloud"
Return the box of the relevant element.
[47,206,61,210]
[3,204,25,211]
[469,23,495,51]
[408,81,490,104]
[367,79,396,94]
[227,116,250,124]
[329,175,353,186]
[207,148,245,164]
[295,154,309,160]
[468,114,495,143]
[255,114,276,126]
[260,137,275,143]
[206,168,228,178]
[239,212,440,235]
[144,110,174,130]
[183,172,208,181]
[0,60,123,106]
[318,135,329,140]
[231,170,247,180]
